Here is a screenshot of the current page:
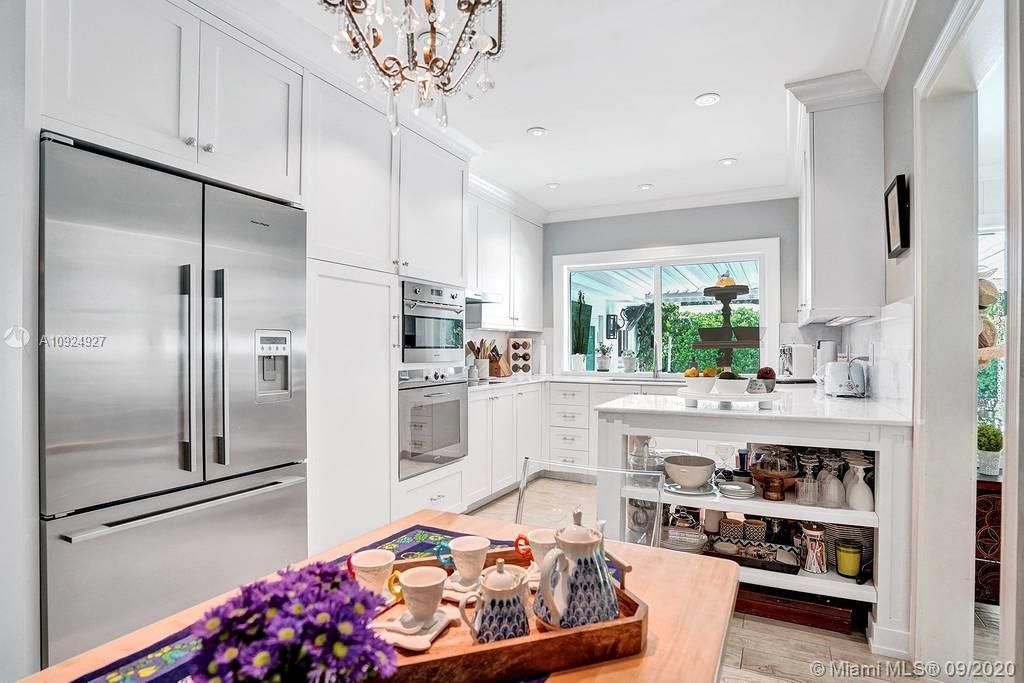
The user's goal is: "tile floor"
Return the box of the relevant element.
[470,478,1004,683]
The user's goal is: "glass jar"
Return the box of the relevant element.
[835,539,863,578]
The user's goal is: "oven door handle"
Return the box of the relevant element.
[422,391,452,398]
[405,300,464,315]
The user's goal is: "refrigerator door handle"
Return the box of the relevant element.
[59,476,305,544]
[179,264,196,473]
[214,268,230,466]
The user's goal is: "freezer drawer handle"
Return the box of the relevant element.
[59,476,305,544]
[180,264,196,473]
[214,269,230,466]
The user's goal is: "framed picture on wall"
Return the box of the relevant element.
[885,174,910,258]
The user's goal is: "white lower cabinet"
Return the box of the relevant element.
[464,384,545,509]
[514,385,544,477]
[490,393,517,492]
[465,396,492,505]
[392,468,464,520]
[307,261,398,554]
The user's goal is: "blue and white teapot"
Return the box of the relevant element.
[538,511,620,628]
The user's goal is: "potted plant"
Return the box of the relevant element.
[190,562,397,683]
[622,348,638,373]
[596,343,613,372]
[977,423,1003,475]
[570,290,590,371]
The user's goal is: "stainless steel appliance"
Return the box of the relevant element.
[402,281,465,364]
[778,343,816,383]
[398,367,467,480]
[39,137,308,665]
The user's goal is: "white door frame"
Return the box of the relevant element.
[913,0,1020,671]
[1004,0,1023,671]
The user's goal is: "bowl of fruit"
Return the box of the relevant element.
[747,367,777,394]
[682,366,718,393]
[714,371,751,394]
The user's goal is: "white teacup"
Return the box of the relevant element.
[388,565,447,630]
[347,549,395,595]
[436,535,490,587]
[514,528,556,568]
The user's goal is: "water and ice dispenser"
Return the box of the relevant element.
[255,330,292,402]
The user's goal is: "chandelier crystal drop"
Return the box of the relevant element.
[318,0,505,134]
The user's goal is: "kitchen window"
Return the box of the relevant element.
[554,239,780,377]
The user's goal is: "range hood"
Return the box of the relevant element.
[466,289,504,304]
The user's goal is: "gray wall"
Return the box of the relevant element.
[882,0,957,302]
[542,198,799,327]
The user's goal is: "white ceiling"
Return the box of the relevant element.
[276,0,888,219]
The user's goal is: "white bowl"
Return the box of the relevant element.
[682,376,716,393]
[714,378,751,395]
[663,454,717,489]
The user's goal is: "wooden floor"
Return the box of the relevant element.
[470,479,1003,683]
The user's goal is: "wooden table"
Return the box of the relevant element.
[24,510,739,683]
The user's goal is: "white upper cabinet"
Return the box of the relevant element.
[398,131,466,286]
[305,77,394,271]
[42,0,201,163]
[477,201,513,327]
[41,0,302,201]
[788,72,884,325]
[511,217,543,332]
[198,24,302,200]
[463,198,480,291]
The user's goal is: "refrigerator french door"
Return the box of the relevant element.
[40,140,205,516]
[39,138,308,666]
[204,186,307,479]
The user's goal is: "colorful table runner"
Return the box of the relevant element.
[70,525,513,683]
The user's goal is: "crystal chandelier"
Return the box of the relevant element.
[318,0,505,134]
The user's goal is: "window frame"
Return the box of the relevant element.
[552,238,781,376]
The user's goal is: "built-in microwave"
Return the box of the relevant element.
[397,367,467,481]
[401,281,465,365]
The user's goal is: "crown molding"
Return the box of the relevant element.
[865,0,917,90]
[543,185,797,225]
[467,175,548,226]
[785,70,882,112]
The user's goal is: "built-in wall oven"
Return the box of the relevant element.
[397,367,467,481]
[402,281,465,364]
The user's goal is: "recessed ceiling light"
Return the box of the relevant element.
[719,157,738,166]
[545,182,561,190]
[638,183,654,191]
[527,126,550,137]
[694,92,721,107]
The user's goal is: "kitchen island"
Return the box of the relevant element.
[595,390,913,659]
[25,510,739,683]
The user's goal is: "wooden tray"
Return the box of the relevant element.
[702,536,801,575]
[380,547,647,683]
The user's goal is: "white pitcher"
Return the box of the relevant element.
[538,512,619,628]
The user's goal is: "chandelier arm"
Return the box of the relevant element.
[486,1,504,57]
[440,50,483,95]
[341,4,405,85]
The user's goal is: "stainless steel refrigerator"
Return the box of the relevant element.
[38,138,308,666]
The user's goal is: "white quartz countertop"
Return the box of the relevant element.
[593,389,912,427]
[467,373,691,392]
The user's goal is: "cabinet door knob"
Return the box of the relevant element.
[183,136,196,147]
[201,143,216,153]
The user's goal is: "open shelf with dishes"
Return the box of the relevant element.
[620,484,879,527]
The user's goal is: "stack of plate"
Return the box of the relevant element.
[822,523,874,568]
[661,527,708,553]
[718,481,756,499]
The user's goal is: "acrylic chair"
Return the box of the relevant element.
[513,457,665,547]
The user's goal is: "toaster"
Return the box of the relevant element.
[822,360,868,398]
